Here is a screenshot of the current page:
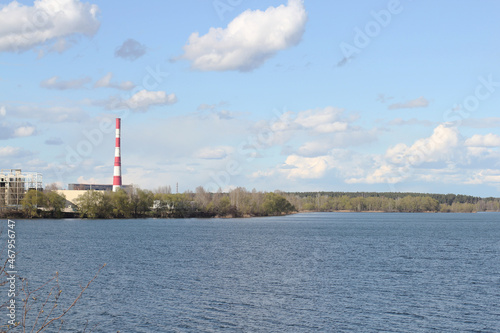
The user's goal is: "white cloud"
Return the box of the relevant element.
[247,106,374,159]
[295,107,348,133]
[296,141,330,157]
[385,124,460,164]
[0,146,22,157]
[0,0,100,53]
[179,0,307,71]
[40,76,91,89]
[344,125,476,185]
[345,163,407,184]
[295,107,340,128]
[101,90,177,112]
[125,90,177,111]
[246,117,500,189]
[94,72,135,91]
[196,146,231,159]
[14,126,35,137]
[465,133,500,147]
[281,155,332,179]
[465,169,500,185]
[388,96,429,110]
[0,106,5,116]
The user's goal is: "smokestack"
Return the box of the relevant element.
[113,118,122,192]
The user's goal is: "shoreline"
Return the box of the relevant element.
[5,210,500,220]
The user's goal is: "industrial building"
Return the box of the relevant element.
[58,117,130,211]
[0,169,43,209]
[2,118,128,212]
[69,183,113,191]
[68,183,132,191]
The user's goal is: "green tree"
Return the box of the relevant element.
[262,192,295,216]
[21,190,45,218]
[45,191,66,218]
[350,197,365,212]
[75,190,112,219]
[130,188,154,217]
[111,189,132,218]
[217,196,231,216]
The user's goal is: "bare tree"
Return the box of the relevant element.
[1,229,105,332]
[154,186,171,194]
[43,183,61,192]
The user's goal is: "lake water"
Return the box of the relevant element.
[4,213,500,332]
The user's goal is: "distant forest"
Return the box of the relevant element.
[7,187,500,219]
[286,191,500,214]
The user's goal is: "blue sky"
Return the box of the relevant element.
[1,0,500,196]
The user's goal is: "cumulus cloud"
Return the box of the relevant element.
[94,72,135,91]
[466,169,500,185]
[385,125,460,164]
[114,38,147,61]
[102,90,177,112]
[345,125,464,184]
[465,133,500,147]
[0,121,36,139]
[281,155,332,179]
[295,107,349,133]
[0,146,23,157]
[0,0,100,53]
[40,76,91,89]
[14,126,36,137]
[249,106,369,152]
[179,0,307,71]
[388,96,429,110]
[246,115,500,190]
[0,106,6,116]
[345,163,408,184]
[126,90,177,111]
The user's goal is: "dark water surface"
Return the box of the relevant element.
[6,213,500,332]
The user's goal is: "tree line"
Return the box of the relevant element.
[7,187,500,219]
[73,187,295,219]
[286,192,500,213]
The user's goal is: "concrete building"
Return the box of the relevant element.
[57,184,133,211]
[56,190,100,212]
[0,169,42,209]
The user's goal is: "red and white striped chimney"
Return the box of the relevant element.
[113,118,122,192]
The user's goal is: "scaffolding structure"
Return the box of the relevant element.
[0,169,43,209]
